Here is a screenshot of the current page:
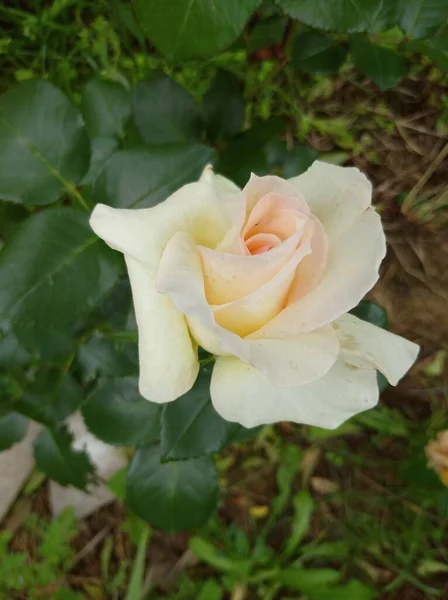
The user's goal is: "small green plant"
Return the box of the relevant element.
[0,508,83,599]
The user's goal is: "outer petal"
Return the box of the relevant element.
[157,231,250,362]
[253,207,386,337]
[287,216,328,302]
[335,313,419,385]
[89,180,234,403]
[126,256,199,402]
[289,161,372,243]
[210,356,378,429]
[158,232,339,388]
[199,165,247,254]
[90,181,232,267]
[247,325,339,387]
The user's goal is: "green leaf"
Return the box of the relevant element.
[133,76,202,145]
[111,0,145,44]
[92,145,215,209]
[266,141,318,177]
[80,137,119,186]
[277,568,340,591]
[218,118,284,186]
[134,0,262,61]
[14,323,75,364]
[0,332,30,367]
[190,536,250,575]
[278,0,396,33]
[284,490,314,556]
[15,372,82,427]
[250,16,288,51]
[77,333,138,381]
[33,425,95,490]
[125,525,150,600]
[398,0,448,39]
[350,300,388,329]
[407,24,448,71]
[127,445,219,531]
[82,77,131,140]
[82,378,161,447]
[203,69,245,144]
[0,79,90,205]
[292,32,347,75]
[0,208,122,328]
[0,412,28,451]
[161,364,239,461]
[198,579,223,600]
[350,36,407,90]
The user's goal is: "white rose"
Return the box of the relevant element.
[90,162,419,429]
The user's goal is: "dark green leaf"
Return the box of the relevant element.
[77,333,138,381]
[133,76,202,145]
[249,16,288,51]
[407,24,448,70]
[15,372,82,427]
[0,332,30,367]
[278,0,396,33]
[203,69,245,144]
[0,79,90,205]
[0,412,28,451]
[0,202,28,244]
[161,364,240,461]
[82,78,131,140]
[92,145,215,209]
[350,300,388,329]
[14,323,75,364]
[398,0,448,39]
[292,32,347,75]
[33,425,95,490]
[111,0,145,44]
[350,36,407,90]
[134,0,262,61]
[98,278,136,331]
[127,445,219,531]
[82,377,161,447]
[0,208,122,328]
[266,141,318,177]
[218,118,284,186]
[80,137,119,186]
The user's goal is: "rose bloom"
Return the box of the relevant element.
[90,162,419,429]
[425,431,448,486]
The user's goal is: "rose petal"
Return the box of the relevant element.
[247,325,339,387]
[289,161,372,243]
[127,256,199,402]
[244,174,310,216]
[253,207,386,337]
[335,313,419,385]
[90,182,231,266]
[210,356,378,429]
[198,225,304,305]
[211,240,312,337]
[287,216,328,302]
[157,231,250,362]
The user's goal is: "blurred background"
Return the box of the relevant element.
[0,1,447,599]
